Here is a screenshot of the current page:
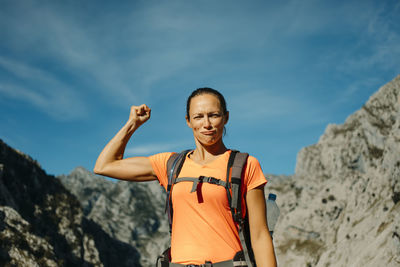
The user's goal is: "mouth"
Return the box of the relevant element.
[201,131,216,135]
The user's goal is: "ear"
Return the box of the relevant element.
[224,111,229,125]
[186,116,192,128]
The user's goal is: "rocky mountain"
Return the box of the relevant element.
[0,140,141,266]
[58,168,169,267]
[1,75,399,267]
[58,75,400,267]
[269,75,400,266]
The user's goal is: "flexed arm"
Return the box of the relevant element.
[93,104,156,182]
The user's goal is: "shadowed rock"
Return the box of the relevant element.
[0,140,141,266]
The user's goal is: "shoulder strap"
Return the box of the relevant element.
[226,150,255,267]
[227,150,249,222]
[165,150,190,233]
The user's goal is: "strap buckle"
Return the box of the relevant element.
[203,176,220,185]
[185,262,212,267]
[191,176,221,193]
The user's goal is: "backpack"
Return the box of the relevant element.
[157,150,257,267]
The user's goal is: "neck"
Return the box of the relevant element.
[192,139,228,161]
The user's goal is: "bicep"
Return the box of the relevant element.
[246,185,277,266]
[95,156,157,182]
[246,185,269,235]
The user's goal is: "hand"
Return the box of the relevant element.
[128,104,151,129]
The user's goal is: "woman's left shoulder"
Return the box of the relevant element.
[245,154,262,166]
[241,153,267,189]
[229,150,261,166]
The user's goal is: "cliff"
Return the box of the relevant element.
[269,75,400,266]
[0,140,141,266]
[58,168,169,267]
[1,74,399,266]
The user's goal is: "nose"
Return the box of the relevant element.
[203,116,212,129]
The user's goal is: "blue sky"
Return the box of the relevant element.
[1,0,399,177]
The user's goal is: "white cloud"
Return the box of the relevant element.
[230,90,296,118]
[0,1,279,104]
[0,2,141,105]
[0,82,43,106]
[228,88,328,126]
[0,57,87,120]
[1,0,398,119]
[333,76,383,107]
[334,1,400,73]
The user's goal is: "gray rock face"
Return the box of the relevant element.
[270,75,400,266]
[4,75,398,266]
[59,168,169,267]
[60,75,400,267]
[0,140,141,266]
[58,167,111,217]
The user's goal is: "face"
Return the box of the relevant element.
[186,93,229,147]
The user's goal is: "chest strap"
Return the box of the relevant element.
[169,258,247,267]
[174,176,229,193]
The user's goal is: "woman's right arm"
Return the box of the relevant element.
[93,104,157,182]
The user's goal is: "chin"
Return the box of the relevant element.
[195,134,223,147]
[200,138,220,147]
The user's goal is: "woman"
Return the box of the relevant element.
[94,88,277,267]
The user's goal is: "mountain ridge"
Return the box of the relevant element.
[1,74,399,266]
[272,74,400,266]
[0,139,142,266]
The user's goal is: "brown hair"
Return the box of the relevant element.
[186,87,228,120]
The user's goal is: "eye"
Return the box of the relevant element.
[193,114,203,119]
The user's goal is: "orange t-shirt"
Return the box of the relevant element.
[149,150,267,264]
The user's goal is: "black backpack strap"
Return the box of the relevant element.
[225,150,238,210]
[165,150,191,233]
[228,151,249,221]
[226,151,254,267]
[156,247,171,267]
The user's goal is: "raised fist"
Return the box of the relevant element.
[128,104,151,128]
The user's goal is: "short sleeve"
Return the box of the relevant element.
[148,152,173,189]
[244,155,267,191]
